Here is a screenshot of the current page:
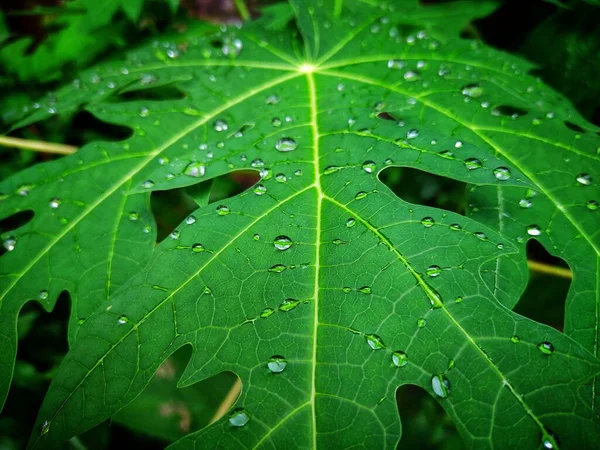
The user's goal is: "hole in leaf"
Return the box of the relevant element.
[491,105,528,118]
[563,121,585,133]
[118,84,186,102]
[68,111,133,146]
[396,384,463,450]
[379,167,467,214]
[112,345,239,442]
[514,240,570,330]
[152,170,261,242]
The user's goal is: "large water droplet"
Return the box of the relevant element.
[267,355,287,373]
[216,205,230,216]
[279,298,300,312]
[431,374,450,398]
[510,335,520,344]
[406,129,419,139]
[184,162,206,178]
[274,235,292,251]
[426,265,442,277]
[358,286,372,294]
[461,83,483,98]
[49,197,62,209]
[519,199,532,208]
[586,200,599,211]
[3,236,17,251]
[254,184,267,196]
[229,408,249,427]
[576,173,592,185]
[464,158,482,170]
[392,351,408,367]
[192,243,206,253]
[213,119,228,132]
[222,38,243,57]
[365,334,385,350]
[355,191,368,200]
[493,167,511,181]
[362,161,376,173]
[537,341,554,355]
[346,218,356,228]
[526,225,542,236]
[421,217,435,228]
[142,180,155,188]
[260,307,275,318]
[276,138,297,152]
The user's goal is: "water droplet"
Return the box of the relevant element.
[406,129,419,139]
[268,264,287,273]
[426,265,442,277]
[355,191,368,200]
[3,236,16,251]
[519,199,532,208]
[275,173,287,183]
[475,232,488,240]
[192,243,206,253]
[542,431,560,449]
[392,351,408,367]
[139,107,150,117]
[271,117,282,127]
[216,205,230,216]
[142,225,151,234]
[449,223,462,231]
[387,59,405,69]
[421,217,435,228]
[41,420,50,436]
[274,236,292,251]
[586,200,599,211]
[279,298,300,312]
[39,290,48,300]
[526,225,542,236]
[537,341,554,355]
[431,374,450,398]
[170,230,180,239]
[267,355,287,373]
[253,234,260,241]
[342,287,352,293]
[324,166,342,175]
[438,150,454,160]
[229,408,249,427]
[461,83,483,98]
[365,334,385,350]
[417,318,426,328]
[140,73,158,85]
[185,215,196,225]
[265,95,280,105]
[346,218,356,228]
[260,307,275,318]
[511,335,520,344]
[576,173,592,185]
[358,286,372,294]
[184,162,206,178]
[254,184,267,195]
[213,119,228,132]
[455,296,463,303]
[493,167,511,181]
[275,138,297,152]
[403,70,420,81]
[464,158,482,170]
[142,180,155,188]
[118,315,129,324]
[362,161,376,173]
[49,197,62,209]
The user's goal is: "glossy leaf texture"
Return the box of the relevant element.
[0,0,599,449]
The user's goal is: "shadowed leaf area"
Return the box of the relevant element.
[0,1,599,449]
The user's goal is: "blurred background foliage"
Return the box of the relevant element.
[0,0,594,448]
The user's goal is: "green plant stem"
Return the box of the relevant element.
[232,0,251,21]
[0,135,76,155]
[527,260,572,279]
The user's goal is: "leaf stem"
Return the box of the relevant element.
[0,135,76,155]
[232,0,251,21]
[527,260,572,279]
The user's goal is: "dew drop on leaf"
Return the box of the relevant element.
[274,236,293,251]
[526,225,542,236]
[586,200,599,211]
[185,215,196,225]
[254,184,267,196]
[3,236,17,252]
[392,351,408,367]
[275,138,297,152]
[421,217,435,227]
[213,120,228,132]
[519,199,532,208]
[426,265,442,277]
[49,197,62,209]
[461,83,483,98]
[279,298,300,312]
[267,355,287,373]
[260,308,275,318]
[576,173,592,185]
[449,223,461,231]
[493,167,511,181]
[355,191,368,200]
[39,290,48,300]
[537,341,554,355]
[362,161,376,173]
[365,334,385,350]
[229,408,249,427]
[271,118,282,127]
[431,374,450,398]
[268,264,286,273]
[183,162,206,178]
[511,335,520,344]
[192,243,206,253]
[464,158,482,170]
[358,286,372,294]
[216,205,230,216]
[346,218,356,228]
[142,180,155,188]
[406,129,419,139]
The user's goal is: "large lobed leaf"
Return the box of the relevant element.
[0,0,599,448]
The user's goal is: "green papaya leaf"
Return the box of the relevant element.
[1,0,599,449]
